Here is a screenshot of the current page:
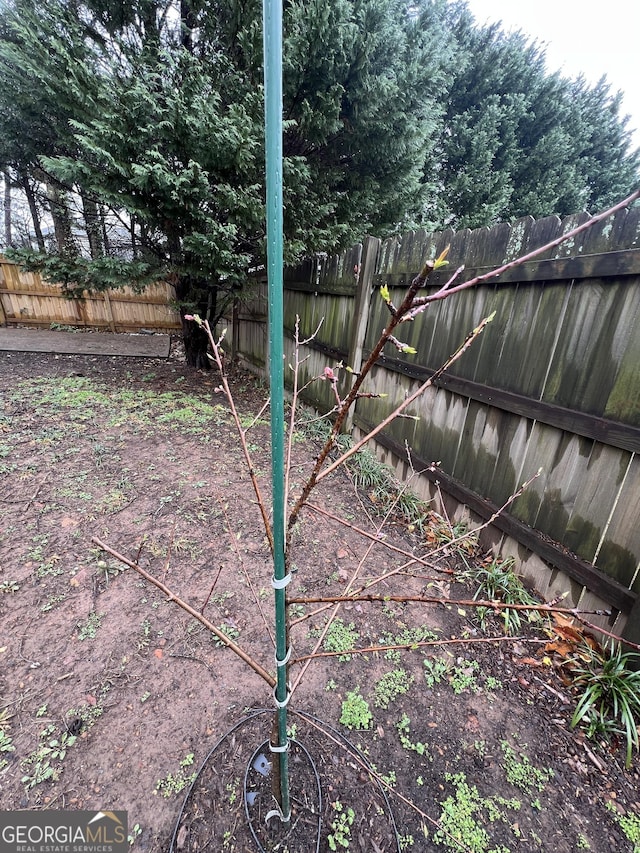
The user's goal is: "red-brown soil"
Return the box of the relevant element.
[1,344,639,852]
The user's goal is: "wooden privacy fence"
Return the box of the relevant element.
[224,206,640,643]
[0,256,181,332]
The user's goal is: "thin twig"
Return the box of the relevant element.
[531,675,570,705]
[306,502,447,571]
[200,564,223,614]
[314,315,494,486]
[287,254,450,533]
[287,592,612,617]
[91,536,275,688]
[291,634,547,665]
[218,497,275,647]
[24,474,49,511]
[291,711,476,853]
[571,612,640,652]
[290,496,402,696]
[417,188,640,308]
[201,324,275,553]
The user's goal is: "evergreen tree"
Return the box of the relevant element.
[1,0,637,366]
[0,0,453,365]
[424,8,639,228]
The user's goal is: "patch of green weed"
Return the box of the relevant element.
[156,753,197,797]
[340,690,372,730]
[606,802,640,852]
[434,772,520,852]
[396,714,429,758]
[213,624,240,647]
[379,625,439,662]
[424,657,452,688]
[373,669,414,709]
[450,659,480,695]
[77,611,103,640]
[0,710,15,772]
[323,619,359,661]
[21,724,77,789]
[41,594,67,612]
[500,740,553,794]
[459,556,541,635]
[328,800,354,851]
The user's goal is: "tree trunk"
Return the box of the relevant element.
[82,194,104,258]
[180,0,197,51]
[2,168,11,248]
[175,273,216,369]
[22,174,46,251]
[100,205,111,254]
[46,181,77,256]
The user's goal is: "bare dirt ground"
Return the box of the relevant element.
[1,342,639,852]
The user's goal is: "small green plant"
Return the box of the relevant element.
[21,724,77,789]
[569,641,640,769]
[66,697,105,730]
[156,753,197,797]
[0,710,15,772]
[373,669,414,709]
[396,714,428,757]
[138,618,152,650]
[213,624,240,647]
[379,625,439,662]
[485,675,502,693]
[424,656,452,688]
[450,659,480,695]
[323,619,360,661]
[41,594,67,612]
[225,778,240,805]
[327,800,355,851]
[500,740,553,794]
[128,823,142,847]
[0,579,20,593]
[93,553,127,584]
[288,603,305,619]
[459,556,541,635]
[340,690,372,730]
[606,802,640,852]
[77,610,103,640]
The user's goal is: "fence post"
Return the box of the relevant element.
[344,235,380,432]
[102,291,117,333]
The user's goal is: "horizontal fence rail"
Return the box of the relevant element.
[223,207,640,643]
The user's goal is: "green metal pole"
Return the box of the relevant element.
[263,0,290,823]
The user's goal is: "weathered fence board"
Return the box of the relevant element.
[219,205,640,638]
[0,257,181,332]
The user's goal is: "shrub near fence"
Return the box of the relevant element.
[223,207,640,643]
[0,256,181,332]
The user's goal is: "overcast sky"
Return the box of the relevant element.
[462,0,640,151]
